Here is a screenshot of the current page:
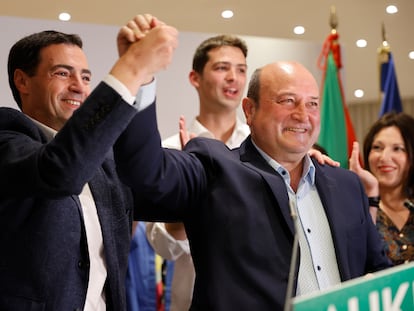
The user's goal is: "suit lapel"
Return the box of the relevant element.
[239,137,295,233]
[88,164,111,242]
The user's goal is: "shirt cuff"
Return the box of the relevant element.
[103,74,156,110]
[146,222,190,260]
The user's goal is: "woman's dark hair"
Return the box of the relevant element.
[363,111,414,198]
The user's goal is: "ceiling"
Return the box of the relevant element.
[3,0,414,103]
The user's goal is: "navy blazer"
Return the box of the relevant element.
[115,103,392,311]
[0,83,138,311]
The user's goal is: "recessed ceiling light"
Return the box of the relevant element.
[354,89,364,98]
[221,10,234,19]
[409,51,414,59]
[386,5,398,14]
[356,39,367,48]
[293,26,305,35]
[59,12,71,21]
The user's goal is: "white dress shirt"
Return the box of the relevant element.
[253,143,341,296]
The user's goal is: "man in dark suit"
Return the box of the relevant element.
[0,15,178,311]
[114,15,392,311]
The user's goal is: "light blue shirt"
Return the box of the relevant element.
[252,143,341,296]
[103,74,156,109]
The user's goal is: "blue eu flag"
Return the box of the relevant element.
[379,52,402,117]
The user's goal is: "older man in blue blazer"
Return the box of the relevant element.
[115,15,392,311]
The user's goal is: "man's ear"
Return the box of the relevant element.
[242,97,255,126]
[14,69,30,95]
[188,70,200,88]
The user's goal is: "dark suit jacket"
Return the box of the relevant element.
[0,83,138,311]
[115,103,392,311]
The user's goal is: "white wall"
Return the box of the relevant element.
[0,16,322,139]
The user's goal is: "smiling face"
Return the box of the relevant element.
[190,46,247,114]
[243,62,320,165]
[16,43,91,131]
[368,126,409,193]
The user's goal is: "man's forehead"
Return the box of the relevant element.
[40,44,89,69]
[210,60,247,67]
[208,46,246,60]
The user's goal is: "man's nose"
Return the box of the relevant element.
[69,75,89,94]
[292,103,308,120]
[226,68,237,81]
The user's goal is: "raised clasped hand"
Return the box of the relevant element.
[111,14,179,93]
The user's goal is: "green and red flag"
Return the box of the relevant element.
[317,31,357,168]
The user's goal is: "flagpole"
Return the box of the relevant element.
[378,22,390,57]
[378,23,390,105]
[330,5,338,34]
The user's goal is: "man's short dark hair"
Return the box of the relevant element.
[7,30,83,109]
[192,35,248,74]
[246,68,262,105]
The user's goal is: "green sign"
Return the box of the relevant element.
[293,263,414,311]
